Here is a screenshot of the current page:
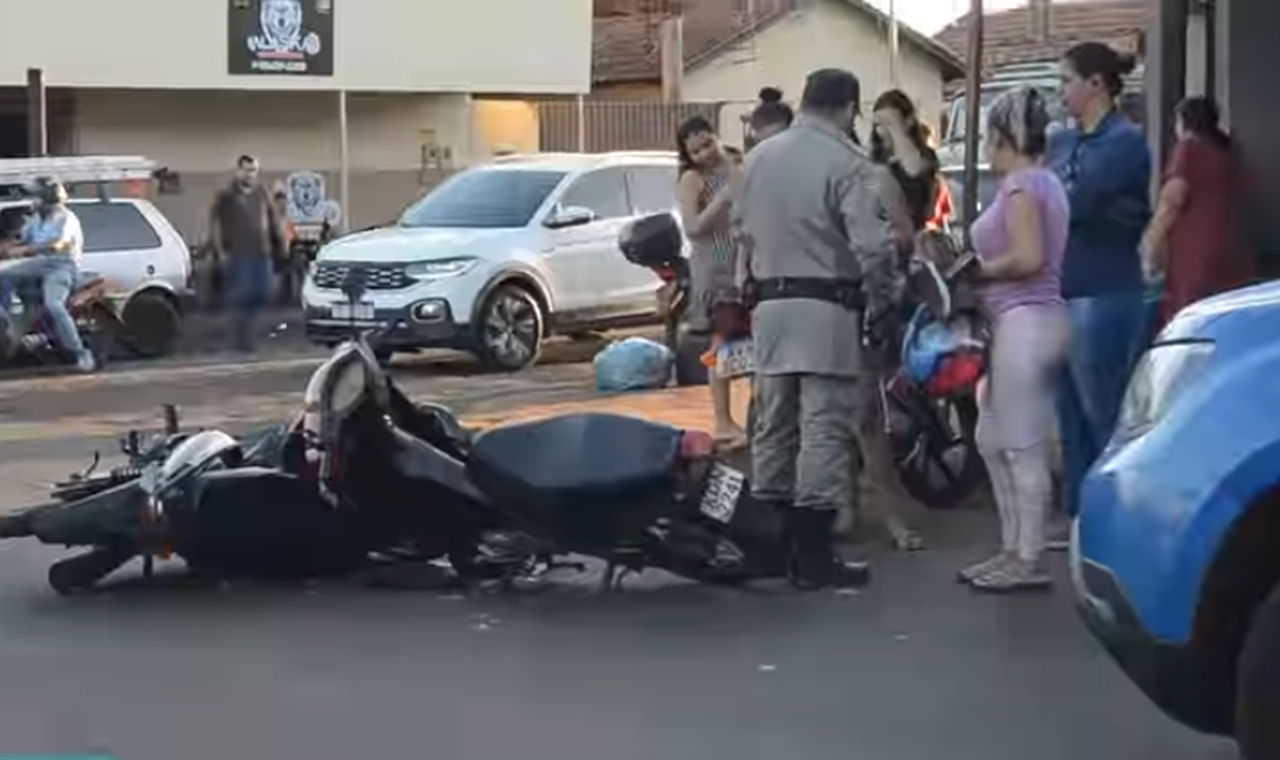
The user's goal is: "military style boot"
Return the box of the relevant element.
[785,508,871,591]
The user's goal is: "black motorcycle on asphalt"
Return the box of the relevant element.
[0,332,792,595]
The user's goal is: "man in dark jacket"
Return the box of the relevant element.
[209,155,282,352]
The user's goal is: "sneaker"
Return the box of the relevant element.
[956,552,1010,583]
[969,559,1053,593]
[74,352,96,373]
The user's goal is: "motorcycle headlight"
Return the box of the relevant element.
[1113,340,1215,443]
[328,357,368,417]
[404,257,477,279]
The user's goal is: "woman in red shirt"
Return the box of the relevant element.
[1141,96,1253,323]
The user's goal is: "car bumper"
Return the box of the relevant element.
[303,302,471,350]
[1072,520,1235,736]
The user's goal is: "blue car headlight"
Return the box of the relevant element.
[405,257,477,279]
[1113,340,1215,443]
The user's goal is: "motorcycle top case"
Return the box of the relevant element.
[618,212,683,269]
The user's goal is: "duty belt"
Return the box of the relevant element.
[750,277,866,312]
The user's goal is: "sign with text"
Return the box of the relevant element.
[228,0,334,76]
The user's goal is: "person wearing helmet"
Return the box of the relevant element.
[0,178,94,371]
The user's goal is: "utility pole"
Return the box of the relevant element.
[26,68,46,157]
[888,0,901,87]
[961,0,983,241]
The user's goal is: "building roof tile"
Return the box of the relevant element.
[594,0,963,85]
[933,0,1151,73]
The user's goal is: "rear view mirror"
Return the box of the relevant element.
[545,206,595,229]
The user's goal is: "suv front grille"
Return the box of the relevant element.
[312,262,414,291]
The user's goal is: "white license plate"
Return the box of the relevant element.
[699,462,746,523]
[715,338,754,378]
[332,302,375,321]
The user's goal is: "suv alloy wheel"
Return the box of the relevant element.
[474,283,543,371]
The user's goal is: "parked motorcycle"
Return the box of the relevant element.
[617,212,714,386]
[887,237,988,508]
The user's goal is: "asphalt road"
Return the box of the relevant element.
[0,341,1242,760]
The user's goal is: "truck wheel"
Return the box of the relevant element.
[474,284,543,372]
[1237,582,1280,759]
[121,291,181,358]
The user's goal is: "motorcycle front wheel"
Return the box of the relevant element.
[889,390,984,509]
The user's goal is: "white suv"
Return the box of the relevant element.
[302,152,679,370]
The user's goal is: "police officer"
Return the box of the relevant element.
[733,69,899,590]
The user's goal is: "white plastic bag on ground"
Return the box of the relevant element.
[594,337,673,392]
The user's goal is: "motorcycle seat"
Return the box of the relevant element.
[468,413,682,509]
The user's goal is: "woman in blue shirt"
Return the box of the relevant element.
[1047,42,1152,518]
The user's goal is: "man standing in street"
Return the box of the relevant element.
[209,155,282,352]
[733,69,900,590]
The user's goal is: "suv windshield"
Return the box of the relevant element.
[399,169,566,229]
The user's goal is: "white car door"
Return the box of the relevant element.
[541,166,634,318]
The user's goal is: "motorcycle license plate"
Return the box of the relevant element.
[699,462,745,523]
[332,302,375,321]
[715,339,754,379]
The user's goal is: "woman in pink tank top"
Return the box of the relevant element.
[957,87,1071,593]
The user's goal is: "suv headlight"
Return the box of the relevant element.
[405,257,477,279]
[1113,340,1215,443]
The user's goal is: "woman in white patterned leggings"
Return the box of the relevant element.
[958,87,1072,592]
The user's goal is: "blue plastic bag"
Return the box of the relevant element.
[594,337,673,392]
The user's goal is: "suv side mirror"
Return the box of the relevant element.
[544,206,595,229]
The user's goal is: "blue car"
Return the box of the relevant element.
[1073,281,1280,759]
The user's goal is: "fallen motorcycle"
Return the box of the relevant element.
[306,335,792,591]
[0,329,792,594]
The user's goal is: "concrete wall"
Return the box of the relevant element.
[681,0,947,140]
[72,90,475,239]
[0,0,591,94]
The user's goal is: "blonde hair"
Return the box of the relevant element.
[986,86,1050,156]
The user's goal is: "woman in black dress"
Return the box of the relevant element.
[854,89,941,551]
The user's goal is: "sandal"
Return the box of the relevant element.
[955,552,1009,583]
[714,433,749,452]
[969,560,1052,593]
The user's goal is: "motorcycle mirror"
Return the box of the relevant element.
[340,268,368,305]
